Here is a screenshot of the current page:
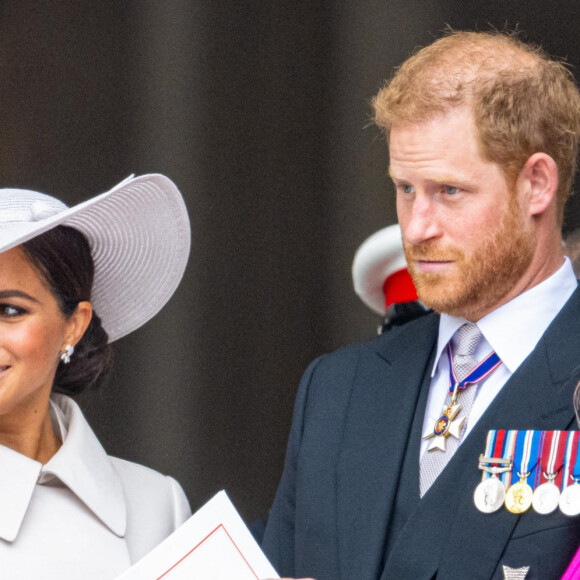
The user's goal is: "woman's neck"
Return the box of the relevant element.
[0,402,61,464]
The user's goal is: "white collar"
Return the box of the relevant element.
[432,257,578,376]
[0,394,126,542]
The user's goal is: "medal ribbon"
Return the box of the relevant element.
[480,430,509,481]
[482,430,575,491]
[564,431,580,488]
[572,432,580,482]
[493,429,507,463]
[535,430,568,489]
[534,430,554,488]
[553,431,572,489]
[480,430,497,481]
[561,431,580,490]
[528,430,543,486]
[446,344,502,393]
[501,430,518,488]
[487,429,517,488]
[483,430,496,458]
[509,429,541,486]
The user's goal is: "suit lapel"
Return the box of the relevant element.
[382,288,580,579]
[336,314,439,580]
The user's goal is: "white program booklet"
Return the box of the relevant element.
[116,490,279,579]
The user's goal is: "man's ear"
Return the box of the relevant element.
[517,152,558,216]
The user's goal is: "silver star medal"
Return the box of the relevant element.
[422,402,465,452]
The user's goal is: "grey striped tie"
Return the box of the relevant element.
[419,323,483,497]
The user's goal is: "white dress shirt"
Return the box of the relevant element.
[0,394,191,579]
[420,257,578,459]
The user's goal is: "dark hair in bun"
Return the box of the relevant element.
[21,225,113,395]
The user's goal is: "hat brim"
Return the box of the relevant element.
[352,224,408,315]
[0,174,191,342]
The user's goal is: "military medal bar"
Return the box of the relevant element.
[474,430,580,516]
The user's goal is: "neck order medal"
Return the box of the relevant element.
[423,384,464,452]
[423,344,502,453]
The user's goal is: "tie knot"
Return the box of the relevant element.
[454,323,483,358]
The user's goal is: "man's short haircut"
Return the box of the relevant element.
[373,30,580,225]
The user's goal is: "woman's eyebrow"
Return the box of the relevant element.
[0,289,39,302]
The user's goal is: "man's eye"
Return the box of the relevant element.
[401,184,414,194]
[445,186,459,195]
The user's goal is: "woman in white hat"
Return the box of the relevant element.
[0,174,191,578]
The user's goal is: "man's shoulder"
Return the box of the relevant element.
[369,309,439,347]
[330,309,439,356]
[309,310,439,376]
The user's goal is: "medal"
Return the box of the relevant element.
[505,479,534,513]
[532,431,564,515]
[474,476,506,513]
[474,431,512,514]
[423,346,501,452]
[474,462,511,513]
[505,430,539,514]
[423,384,463,452]
[533,479,560,514]
[559,431,580,516]
[560,480,580,516]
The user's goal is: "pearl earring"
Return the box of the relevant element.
[60,344,74,365]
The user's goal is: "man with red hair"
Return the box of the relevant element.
[263,31,580,579]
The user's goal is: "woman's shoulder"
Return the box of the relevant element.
[109,456,192,561]
[50,394,192,561]
[110,456,191,520]
[110,455,174,484]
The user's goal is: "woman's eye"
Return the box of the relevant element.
[0,304,26,318]
[445,186,460,195]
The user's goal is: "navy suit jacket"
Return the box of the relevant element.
[262,288,580,579]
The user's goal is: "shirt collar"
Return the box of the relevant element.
[43,395,127,536]
[432,257,577,376]
[0,446,42,541]
[0,394,127,542]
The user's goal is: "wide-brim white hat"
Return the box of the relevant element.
[352,224,418,315]
[0,174,191,342]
